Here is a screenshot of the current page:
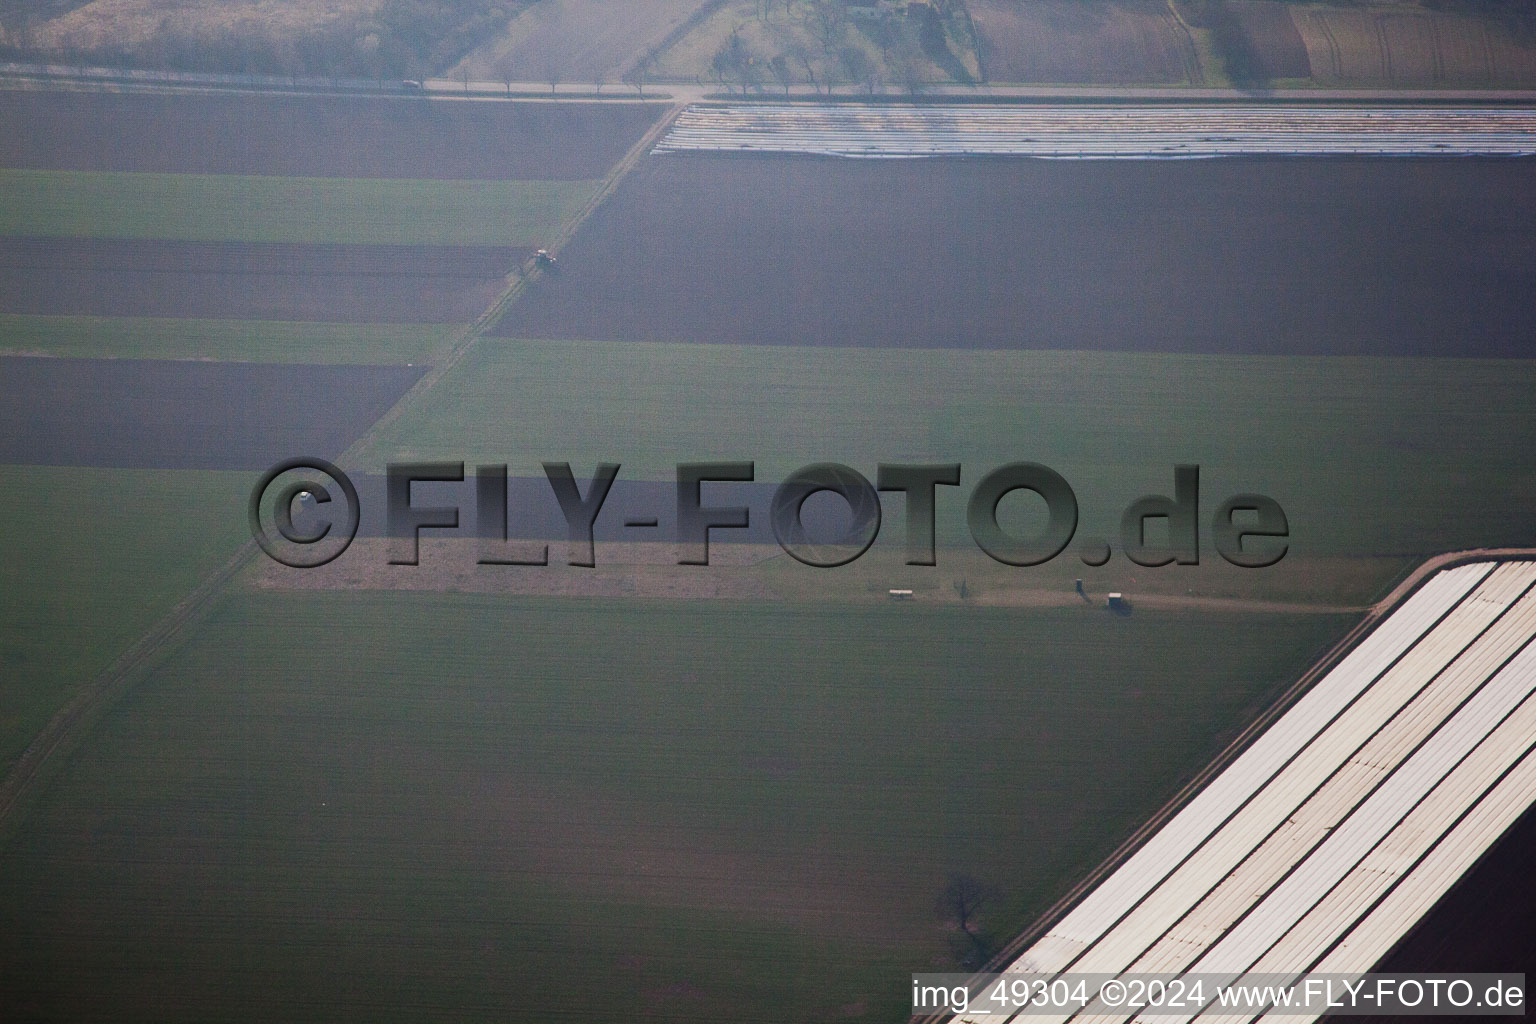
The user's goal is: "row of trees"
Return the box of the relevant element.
[705,0,965,96]
[471,52,655,96]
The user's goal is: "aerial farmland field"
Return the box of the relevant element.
[967,0,1198,85]
[0,90,659,178]
[451,0,710,84]
[3,42,1536,1024]
[500,153,1536,358]
[0,591,1347,1021]
[0,88,667,791]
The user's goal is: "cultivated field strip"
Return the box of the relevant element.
[0,90,667,180]
[944,560,1536,1024]
[655,105,1536,158]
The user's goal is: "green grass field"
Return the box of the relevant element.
[0,465,254,773]
[0,588,1349,1022]
[353,338,1536,584]
[0,315,456,364]
[0,170,599,247]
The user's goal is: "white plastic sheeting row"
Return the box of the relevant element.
[655,105,1536,159]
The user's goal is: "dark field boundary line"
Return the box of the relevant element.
[910,545,1536,1024]
[0,101,687,839]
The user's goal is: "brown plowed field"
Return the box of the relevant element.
[0,91,665,179]
[0,237,516,321]
[496,153,1536,358]
[0,355,425,469]
[969,0,1198,84]
[452,0,709,82]
[1292,7,1536,86]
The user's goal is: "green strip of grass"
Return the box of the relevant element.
[0,169,599,247]
[0,465,254,774]
[0,588,1346,1021]
[0,314,455,364]
[353,339,1536,569]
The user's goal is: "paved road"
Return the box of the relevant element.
[8,59,1536,105]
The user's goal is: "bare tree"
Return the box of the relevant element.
[937,873,999,969]
[742,53,764,93]
[542,59,562,94]
[788,42,818,94]
[840,45,873,90]
[493,53,517,96]
[622,59,650,97]
[589,60,609,93]
[712,31,756,94]
[807,0,846,54]
[458,65,471,94]
[770,54,792,96]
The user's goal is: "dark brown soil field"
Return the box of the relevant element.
[497,153,1536,357]
[0,356,425,469]
[0,237,515,322]
[0,91,665,179]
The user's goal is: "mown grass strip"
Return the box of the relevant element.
[0,314,456,364]
[0,169,600,247]
[354,338,1536,562]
